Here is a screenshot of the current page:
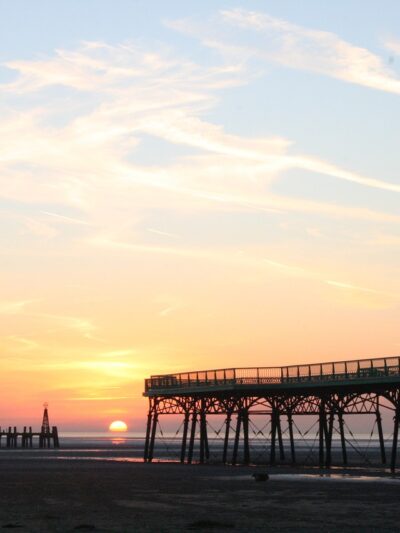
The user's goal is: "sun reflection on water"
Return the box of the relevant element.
[111,437,127,446]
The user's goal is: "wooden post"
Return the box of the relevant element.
[29,427,33,448]
[52,427,60,448]
[222,412,231,464]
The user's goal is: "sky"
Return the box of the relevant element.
[1,1,400,431]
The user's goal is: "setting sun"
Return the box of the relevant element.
[109,420,128,432]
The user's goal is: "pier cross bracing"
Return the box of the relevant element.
[143,356,400,472]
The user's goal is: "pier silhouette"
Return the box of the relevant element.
[144,356,400,472]
[0,404,59,449]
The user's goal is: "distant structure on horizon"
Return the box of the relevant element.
[0,403,60,449]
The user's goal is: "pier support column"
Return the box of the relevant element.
[287,411,296,464]
[180,412,190,463]
[148,411,158,463]
[144,409,152,462]
[338,410,347,465]
[204,419,210,461]
[390,406,399,474]
[276,412,285,461]
[232,411,242,465]
[222,412,232,464]
[52,426,60,448]
[242,409,250,465]
[199,401,209,464]
[318,401,326,468]
[187,411,197,464]
[376,403,386,465]
[324,412,334,468]
[270,410,277,465]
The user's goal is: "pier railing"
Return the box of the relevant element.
[145,356,400,393]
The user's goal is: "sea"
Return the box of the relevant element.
[1,431,393,469]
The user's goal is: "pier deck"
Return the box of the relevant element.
[145,356,400,396]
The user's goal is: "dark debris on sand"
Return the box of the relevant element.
[188,519,235,530]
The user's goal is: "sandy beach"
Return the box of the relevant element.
[0,457,399,532]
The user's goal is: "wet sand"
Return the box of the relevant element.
[0,459,399,531]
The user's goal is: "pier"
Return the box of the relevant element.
[0,404,60,449]
[143,356,400,471]
[0,426,60,448]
